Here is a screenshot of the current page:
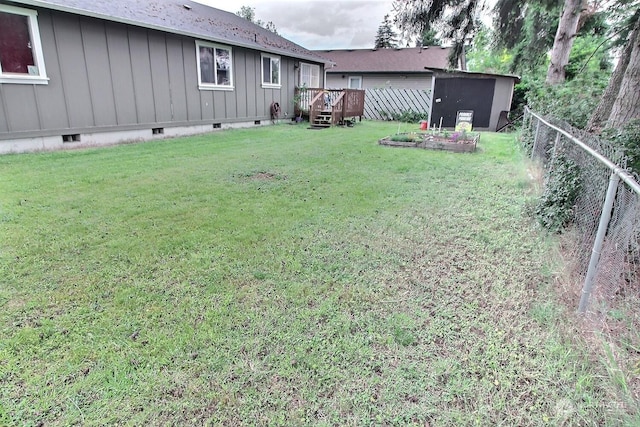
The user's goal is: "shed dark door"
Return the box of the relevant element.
[431,78,495,128]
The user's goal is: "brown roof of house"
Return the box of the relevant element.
[314,47,455,73]
[13,0,327,63]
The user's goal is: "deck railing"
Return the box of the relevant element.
[295,87,365,125]
[308,90,327,125]
[341,89,365,121]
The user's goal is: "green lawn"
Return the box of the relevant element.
[0,121,635,425]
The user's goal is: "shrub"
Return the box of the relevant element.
[535,153,582,233]
[525,73,608,129]
[510,80,530,122]
[390,110,429,123]
[601,119,640,176]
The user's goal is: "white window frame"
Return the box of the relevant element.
[195,40,233,91]
[348,76,362,89]
[261,53,281,88]
[0,4,48,85]
[300,62,320,88]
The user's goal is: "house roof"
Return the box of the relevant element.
[314,47,455,73]
[9,0,327,64]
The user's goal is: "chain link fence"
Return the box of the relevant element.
[522,107,640,320]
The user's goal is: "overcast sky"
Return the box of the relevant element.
[195,1,496,51]
[195,1,399,50]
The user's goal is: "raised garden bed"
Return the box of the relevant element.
[379,131,480,153]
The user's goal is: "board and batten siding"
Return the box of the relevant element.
[0,6,300,141]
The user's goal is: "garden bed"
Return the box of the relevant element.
[379,131,480,153]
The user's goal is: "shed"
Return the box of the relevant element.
[316,47,519,131]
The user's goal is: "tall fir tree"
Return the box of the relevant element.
[415,28,441,47]
[393,0,480,65]
[374,14,398,48]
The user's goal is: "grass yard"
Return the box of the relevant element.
[0,121,636,426]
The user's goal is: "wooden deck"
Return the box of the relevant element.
[295,88,365,127]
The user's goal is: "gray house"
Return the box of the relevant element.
[0,0,327,153]
[317,47,519,131]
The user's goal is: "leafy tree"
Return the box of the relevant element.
[546,0,589,84]
[493,0,562,75]
[564,33,611,80]
[375,14,399,48]
[236,5,279,35]
[494,0,591,84]
[465,24,512,74]
[519,11,612,127]
[237,5,256,22]
[264,21,278,34]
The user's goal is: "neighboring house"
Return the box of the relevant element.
[0,0,327,153]
[319,47,454,91]
[317,47,519,131]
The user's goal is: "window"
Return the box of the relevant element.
[261,54,280,87]
[0,5,48,84]
[348,76,362,89]
[300,63,320,88]
[196,41,233,90]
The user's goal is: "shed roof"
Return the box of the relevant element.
[10,0,328,63]
[315,47,455,73]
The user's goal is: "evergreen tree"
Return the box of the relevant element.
[393,0,481,66]
[374,14,398,48]
[493,0,561,74]
[415,28,441,47]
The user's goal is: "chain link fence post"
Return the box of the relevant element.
[532,117,541,159]
[577,172,620,312]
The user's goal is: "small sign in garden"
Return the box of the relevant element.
[455,110,474,132]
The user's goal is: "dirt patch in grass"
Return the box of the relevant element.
[235,170,287,181]
[251,171,278,180]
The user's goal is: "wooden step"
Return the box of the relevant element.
[310,111,332,129]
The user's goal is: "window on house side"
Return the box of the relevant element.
[300,63,319,88]
[261,54,280,87]
[0,5,48,84]
[348,76,362,89]
[196,41,233,90]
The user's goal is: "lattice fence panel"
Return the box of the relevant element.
[364,88,432,121]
